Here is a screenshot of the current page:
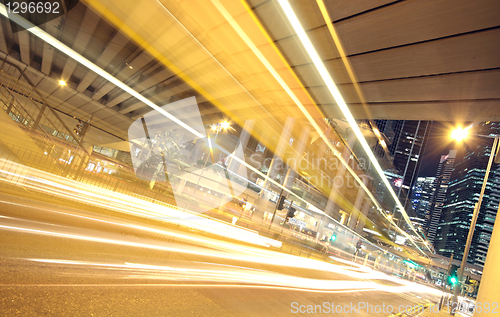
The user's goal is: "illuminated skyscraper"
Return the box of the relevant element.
[435,122,500,267]
[373,120,432,211]
[411,176,436,218]
[424,150,456,243]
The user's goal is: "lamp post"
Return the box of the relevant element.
[449,126,499,316]
[202,121,233,167]
[387,213,402,242]
[194,121,234,195]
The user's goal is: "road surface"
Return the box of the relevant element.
[0,192,441,316]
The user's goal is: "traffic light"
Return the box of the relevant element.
[73,119,83,136]
[73,119,89,138]
[448,264,459,286]
[277,195,286,210]
[330,234,337,242]
[285,207,296,222]
[356,240,362,249]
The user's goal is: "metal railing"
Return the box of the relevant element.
[0,55,86,155]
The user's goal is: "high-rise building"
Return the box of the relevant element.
[425,150,456,243]
[373,120,432,211]
[434,122,500,267]
[411,176,436,218]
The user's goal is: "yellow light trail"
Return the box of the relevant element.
[18,258,434,294]
[0,0,427,255]
[0,2,314,213]
[0,159,281,248]
[211,0,426,255]
[210,0,396,253]
[276,0,426,250]
[264,0,426,254]
[0,188,441,297]
[0,218,441,296]
[314,0,432,253]
[0,282,426,296]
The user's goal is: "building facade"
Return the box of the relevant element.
[425,150,456,243]
[434,122,500,267]
[411,176,436,219]
[373,120,432,210]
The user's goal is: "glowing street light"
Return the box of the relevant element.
[201,121,234,168]
[450,126,469,142]
[211,121,234,134]
[195,120,234,195]
[221,120,230,130]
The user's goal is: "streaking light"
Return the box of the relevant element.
[275,0,426,255]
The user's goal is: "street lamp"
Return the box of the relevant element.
[449,126,499,315]
[220,121,230,130]
[205,121,234,166]
[450,126,469,142]
[387,212,404,241]
[194,121,234,195]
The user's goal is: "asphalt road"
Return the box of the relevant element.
[0,192,441,316]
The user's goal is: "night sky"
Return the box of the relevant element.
[418,121,460,177]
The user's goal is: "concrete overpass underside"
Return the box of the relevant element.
[0,0,497,146]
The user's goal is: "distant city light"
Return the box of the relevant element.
[393,178,403,188]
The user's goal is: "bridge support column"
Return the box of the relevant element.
[355,199,372,234]
[473,203,500,317]
[348,174,369,230]
[283,124,311,191]
[324,131,356,217]
[259,117,295,199]
[227,119,255,175]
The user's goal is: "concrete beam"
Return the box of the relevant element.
[0,18,9,53]
[76,31,130,92]
[346,100,500,122]
[40,19,61,75]
[18,30,30,65]
[61,8,100,81]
